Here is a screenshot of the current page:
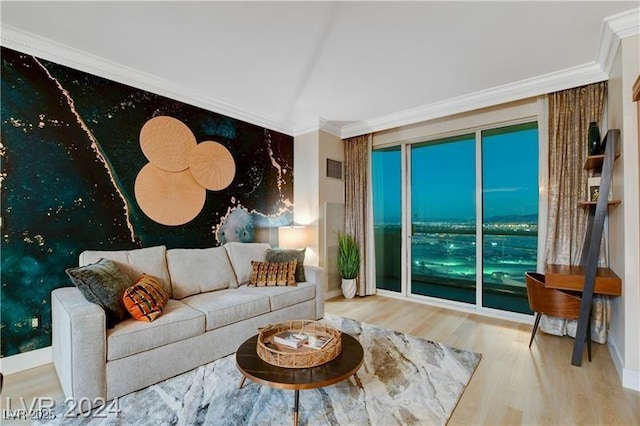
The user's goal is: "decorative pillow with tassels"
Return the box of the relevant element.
[123,274,169,322]
[249,260,297,286]
[265,248,306,282]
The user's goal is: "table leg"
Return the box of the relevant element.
[293,389,299,426]
[238,376,246,389]
[353,373,364,389]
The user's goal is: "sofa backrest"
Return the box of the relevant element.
[167,247,238,299]
[78,243,275,299]
[79,245,172,297]
[223,242,271,285]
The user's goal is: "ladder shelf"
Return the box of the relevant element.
[571,129,620,366]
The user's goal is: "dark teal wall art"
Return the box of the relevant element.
[0,47,294,357]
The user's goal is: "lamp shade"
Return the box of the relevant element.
[278,226,307,249]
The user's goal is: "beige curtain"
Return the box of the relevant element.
[543,81,609,343]
[344,134,375,296]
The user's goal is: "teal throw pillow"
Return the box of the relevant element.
[266,248,306,282]
[66,258,132,328]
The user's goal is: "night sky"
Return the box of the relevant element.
[373,124,539,224]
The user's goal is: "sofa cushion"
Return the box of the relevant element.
[66,258,132,328]
[223,242,271,285]
[266,248,306,282]
[249,260,297,286]
[106,299,205,361]
[167,247,238,299]
[79,246,172,297]
[123,275,169,322]
[181,289,270,331]
[238,282,316,311]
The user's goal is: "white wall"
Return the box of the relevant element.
[293,129,346,297]
[293,131,320,267]
[607,34,640,390]
[607,41,626,379]
[318,131,345,294]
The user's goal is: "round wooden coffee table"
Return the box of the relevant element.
[236,332,364,426]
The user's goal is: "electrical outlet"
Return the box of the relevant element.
[31,317,39,328]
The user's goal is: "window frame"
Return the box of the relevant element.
[371,97,548,323]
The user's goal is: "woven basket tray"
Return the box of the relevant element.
[257,320,342,368]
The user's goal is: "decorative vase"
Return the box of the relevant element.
[341,278,357,299]
[588,122,600,155]
[598,131,607,155]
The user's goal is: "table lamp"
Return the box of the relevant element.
[278,225,307,249]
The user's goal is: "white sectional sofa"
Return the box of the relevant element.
[51,242,324,408]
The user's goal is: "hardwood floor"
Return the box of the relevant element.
[2,295,639,425]
[326,295,640,425]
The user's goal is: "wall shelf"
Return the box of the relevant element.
[584,153,620,170]
[578,200,621,207]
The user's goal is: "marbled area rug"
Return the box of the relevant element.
[42,314,481,425]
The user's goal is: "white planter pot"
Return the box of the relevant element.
[341,278,357,299]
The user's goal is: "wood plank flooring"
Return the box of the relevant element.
[2,295,639,425]
[326,295,640,425]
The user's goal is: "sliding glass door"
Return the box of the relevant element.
[372,146,402,292]
[481,123,538,314]
[373,121,539,316]
[410,135,476,304]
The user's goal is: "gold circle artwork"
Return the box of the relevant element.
[188,141,236,191]
[134,163,206,226]
[139,116,197,172]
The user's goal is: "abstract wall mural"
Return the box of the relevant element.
[0,47,294,357]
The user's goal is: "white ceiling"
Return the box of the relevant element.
[1,1,638,137]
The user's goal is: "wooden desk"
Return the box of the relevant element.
[545,264,621,296]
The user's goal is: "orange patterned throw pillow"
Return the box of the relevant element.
[123,275,169,322]
[249,261,297,286]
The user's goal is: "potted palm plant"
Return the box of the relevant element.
[337,232,360,298]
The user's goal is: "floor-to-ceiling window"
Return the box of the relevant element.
[481,123,538,314]
[410,135,476,304]
[373,119,539,316]
[372,146,402,292]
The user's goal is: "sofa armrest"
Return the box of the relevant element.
[52,287,107,406]
[304,265,325,319]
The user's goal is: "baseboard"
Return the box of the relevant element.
[608,338,624,379]
[376,289,534,325]
[622,368,640,391]
[607,338,640,391]
[325,289,343,300]
[0,346,52,375]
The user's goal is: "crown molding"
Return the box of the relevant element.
[607,7,640,39]
[597,8,640,75]
[318,118,343,138]
[340,62,607,139]
[342,8,639,139]
[0,25,296,136]
[291,119,344,138]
